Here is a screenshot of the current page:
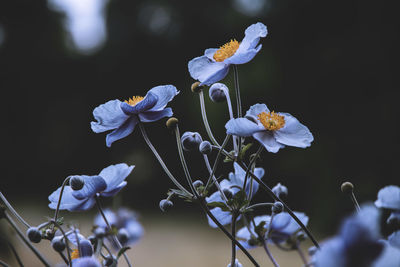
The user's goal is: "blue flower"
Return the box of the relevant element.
[375,185,400,210]
[91,85,179,147]
[225,103,313,153]
[236,212,309,249]
[48,164,134,211]
[94,208,144,247]
[206,162,264,228]
[72,257,101,267]
[188,23,267,86]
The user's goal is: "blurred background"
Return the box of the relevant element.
[0,0,399,265]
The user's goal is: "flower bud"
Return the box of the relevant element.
[341,182,354,194]
[117,228,130,244]
[181,132,202,151]
[94,227,106,238]
[191,82,203,93]
[272,183,288,198]
[70,176,85,191]
[27,227,42,243]
[272,202,284,214]
[79,239,94,257]
[193,180,204,188]
[209,83,228,103]
[223,189,233,199]
[51,236,66,252]
[199,141,212,154]
[159,199,173,212]
[166,117,178,129]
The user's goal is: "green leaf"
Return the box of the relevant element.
[255,221,267,237]
[117,247,131,259]
[238,143,253,160]
[207,201,230,212]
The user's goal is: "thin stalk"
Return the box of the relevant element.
[233,65,243,156]
[231,213,237,267]
[222,87,238,154]
[262,240,280,267]
[7,241,24,267]
[243,146,263,197]
[0,260,9,267]
[4,212,51,266]
[296,244,308,265]
[0,192,30,228]
[237,161,320,249]
[53,177,71,223]
[95,196,132,267]
[199,90,221,147]
[350,192,361,212]
[58,252,68,265]
[139,123,192,197]
[203,154,229,203]
[51,220,71,267]
[198,199,259,267]
[246,202,274,211]
[205,135,231,189]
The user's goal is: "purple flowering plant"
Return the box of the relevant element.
[1,21,399,267]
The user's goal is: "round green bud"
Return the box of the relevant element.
[341,182,354,194]
[193,180,204,188]
[166,117,179,129]
[191,82,203,93]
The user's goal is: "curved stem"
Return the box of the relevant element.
[0,192,30,229]
[199,90,221,147]
[139,123,192,197]
[203,154,229,203]
[350,192,361,212]
[0,260,9,267]
[95,196,132,267]
[233,65,243,156]
[262,240,279,267]
[51,220,71,267]
[246,202,274,211]
[296,243,308,265]
[7,241,23,267]
[53,177,71,223]
[205,135,231,189]
[4,212,51,267]
[231,213,237,267]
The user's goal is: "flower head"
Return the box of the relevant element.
[48,164,134,211]
[225,103,313,153]
[91,85,179,147]
[375,185,400,210]
[188,23,267,86]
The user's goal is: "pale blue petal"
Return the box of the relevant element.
[236,226,253,240]
[120,92,158,114]
[205,191,224,203]
[65,231,86,246]
[106,116,138,147]
[273,113,313,148]
[139,108,173,122]
[224,45,262,65]
[277,212,309,236]
[389,231,400,248]
[375,185,400,210]
[101,181,127,197]
[207,208,232,228]
[246,167,265,195]
[94,209,118,228]
[225,118,262,137]
[372,243,400,267]
[148,85,179,111]
[99,163,134,193]
[204,48,218,60]
[91,100,129,133]
[314,238,346,267]
[188,55,229,86]
[253,131,285,153]
[48,186,92,211]
[125,220,144,245]
[71,175,107,200]
[72,257,101,267]
[240,22,268,51]
[245,103,270,117]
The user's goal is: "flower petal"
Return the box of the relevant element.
[207,208,233,228]
[253,131,285,153]
[105,116,138,147]
[225,118,262,137]
[94,209,118,228]
[48,186,95,211]
[389,231,400,249]
[71,175,107,200]
[245,103,270,117]
[240,22,268,51]
[224,45,262,65]
[120,92,158,115]
[375,185,400,210]
[101,181,127,197]
[245,167,265,196]
[205,191,224,203]
[188,55,229,86]
[204,48,218,60]
[91,100,129,133]
[273,113,314,148]
[139,108,173,122]
[72,257,101,267]
[99,163,134,193]
[147,85,179,111]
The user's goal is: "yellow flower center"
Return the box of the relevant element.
[71,249,80,260]
[125,96,144,107]
[257,111,285,131]
[213,39,240,62]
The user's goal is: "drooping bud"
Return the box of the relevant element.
[166,117,179,129]
[209,83,228,103]
[223,189,233,199]
[79,239,94,257]
[159,199,173,212]
[272,183,288,198]
[117,228,130,244]
[199,141,212,155]
[341,182,354,194]
[272,201,284,214]
[51,236,66,252]
[193,180,204,188]
[27,227,42,243]
[191,82,203,93]
[70,176,85,191]
[94,227,106,238]
[181,132,202,151]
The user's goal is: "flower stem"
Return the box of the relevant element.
[262,240,279,267]
[205,135,231,190]
[139,122,192,197]
[199,90,221,147]
[233,65,243,156]
[350,191,361,212]
[0,192,30,229]
[203,154,229,203]
[51,220,72,267]
[7,241,24,267]
[0,260,10,267]
[296,243,308,265]
[243,146,263,197]
[53,177,71,223]
[231,213,237,267]
[95,196,132,267]
[4,212,51,266]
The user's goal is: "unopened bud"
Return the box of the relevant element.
[117,228,130,244]
[341,182,354,194]
[223,189,233,199]
[272,202,284,214]
[181,132,202,151]
[191,82,203,93]
[159,199,173,212]
[27,227,42,243]
[51,236,66,252]
[272,183,288,198]
[199,141,212,154]
[166,117,179,129]
[94,227,106,238]
[70,176,84,191]
[80,239,94,257]
[193,180,204,188]
[209,83,228,103]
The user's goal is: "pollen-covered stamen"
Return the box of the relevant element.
[257,111,285,131]
[71,249,80,259]
[213,39,240,62]
[125,96,144,107]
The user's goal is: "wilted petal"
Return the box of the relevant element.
[139,108,173,122]
[253,131,285,153]
[226,118,262,137]
[188,55,229,86]
[147,85,179,111]
[71,175,107,200]
[273,113,313,148]
[91,100,129,133]
[105,116,138,147]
